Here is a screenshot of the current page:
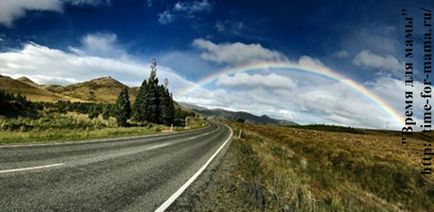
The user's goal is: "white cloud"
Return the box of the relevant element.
[158,10,175,24]
[368,76,429,129]
[192,38,286,64]
[0,0,109,27]
[0,0,62,27]
[352,27,399,55]
[216,72,296,89]
[158,0,211,24]
[297,55,328,71]
[353,50,402,76]
[173,0,211,14]
[0,42,194,91]
[69,32,128,59]
[65,0,111,6]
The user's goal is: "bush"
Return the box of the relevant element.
[0,90,38,117]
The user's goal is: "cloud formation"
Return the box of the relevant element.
[192,38,286,64]
[158,0,211,24]
[0,0,109,27]
[69,32,128,59]
[65,0,111,6]
[353,50,402,77]
[174,0,211,14]
[0,0,62,27]
[216,72,296,89]
[158,10,175,25]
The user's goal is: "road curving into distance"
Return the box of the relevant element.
[0,122,232,211]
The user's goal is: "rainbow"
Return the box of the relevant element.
[179,61,404,125]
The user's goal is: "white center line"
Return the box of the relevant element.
[147,143,170,150]
[0,163,65,174]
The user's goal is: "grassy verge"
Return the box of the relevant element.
[0,126,163,144]
[0,113,207,144]
[186,117,208,129]
[188,122,434,211]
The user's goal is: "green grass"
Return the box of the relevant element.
[0,113,207,144]
[0,126,164,144]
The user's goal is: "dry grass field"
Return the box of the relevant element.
[186,122,434,211]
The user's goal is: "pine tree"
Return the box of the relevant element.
[158,84,168,124]
[159,79,175,125]
[134,79,148,122]
[115,86,131,127]
[102,104,111,120]
[88,105,99,119]
[166,92,175,125]
[144,59,159,123]
[133,59,175,126]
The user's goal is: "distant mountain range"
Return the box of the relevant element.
[0,75,138,103]
[179,102,298,126]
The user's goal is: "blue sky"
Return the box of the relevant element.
[0,0,432,129]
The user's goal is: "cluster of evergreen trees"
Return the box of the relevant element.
[0,90,40,117]
[41,101,114,120]
[115,59,175,127]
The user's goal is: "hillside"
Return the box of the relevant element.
[17,77,40,87]
[0,75,137,103]
[51,77,138,103]
[0,75,73,102]
[179,102,298,125]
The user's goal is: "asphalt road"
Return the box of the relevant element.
[0,122,232,211]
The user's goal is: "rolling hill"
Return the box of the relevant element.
[0,75,74,102]
[0,75,137,103]
[46,77,139,103]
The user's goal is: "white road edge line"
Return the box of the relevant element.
[0,163,65,174]
[155,125,233,212]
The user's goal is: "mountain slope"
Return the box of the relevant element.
[179,102,298,125]
[17,77,39,87]
[0,75,75,102]
[54,76,138,103]
[0,75,139,103]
